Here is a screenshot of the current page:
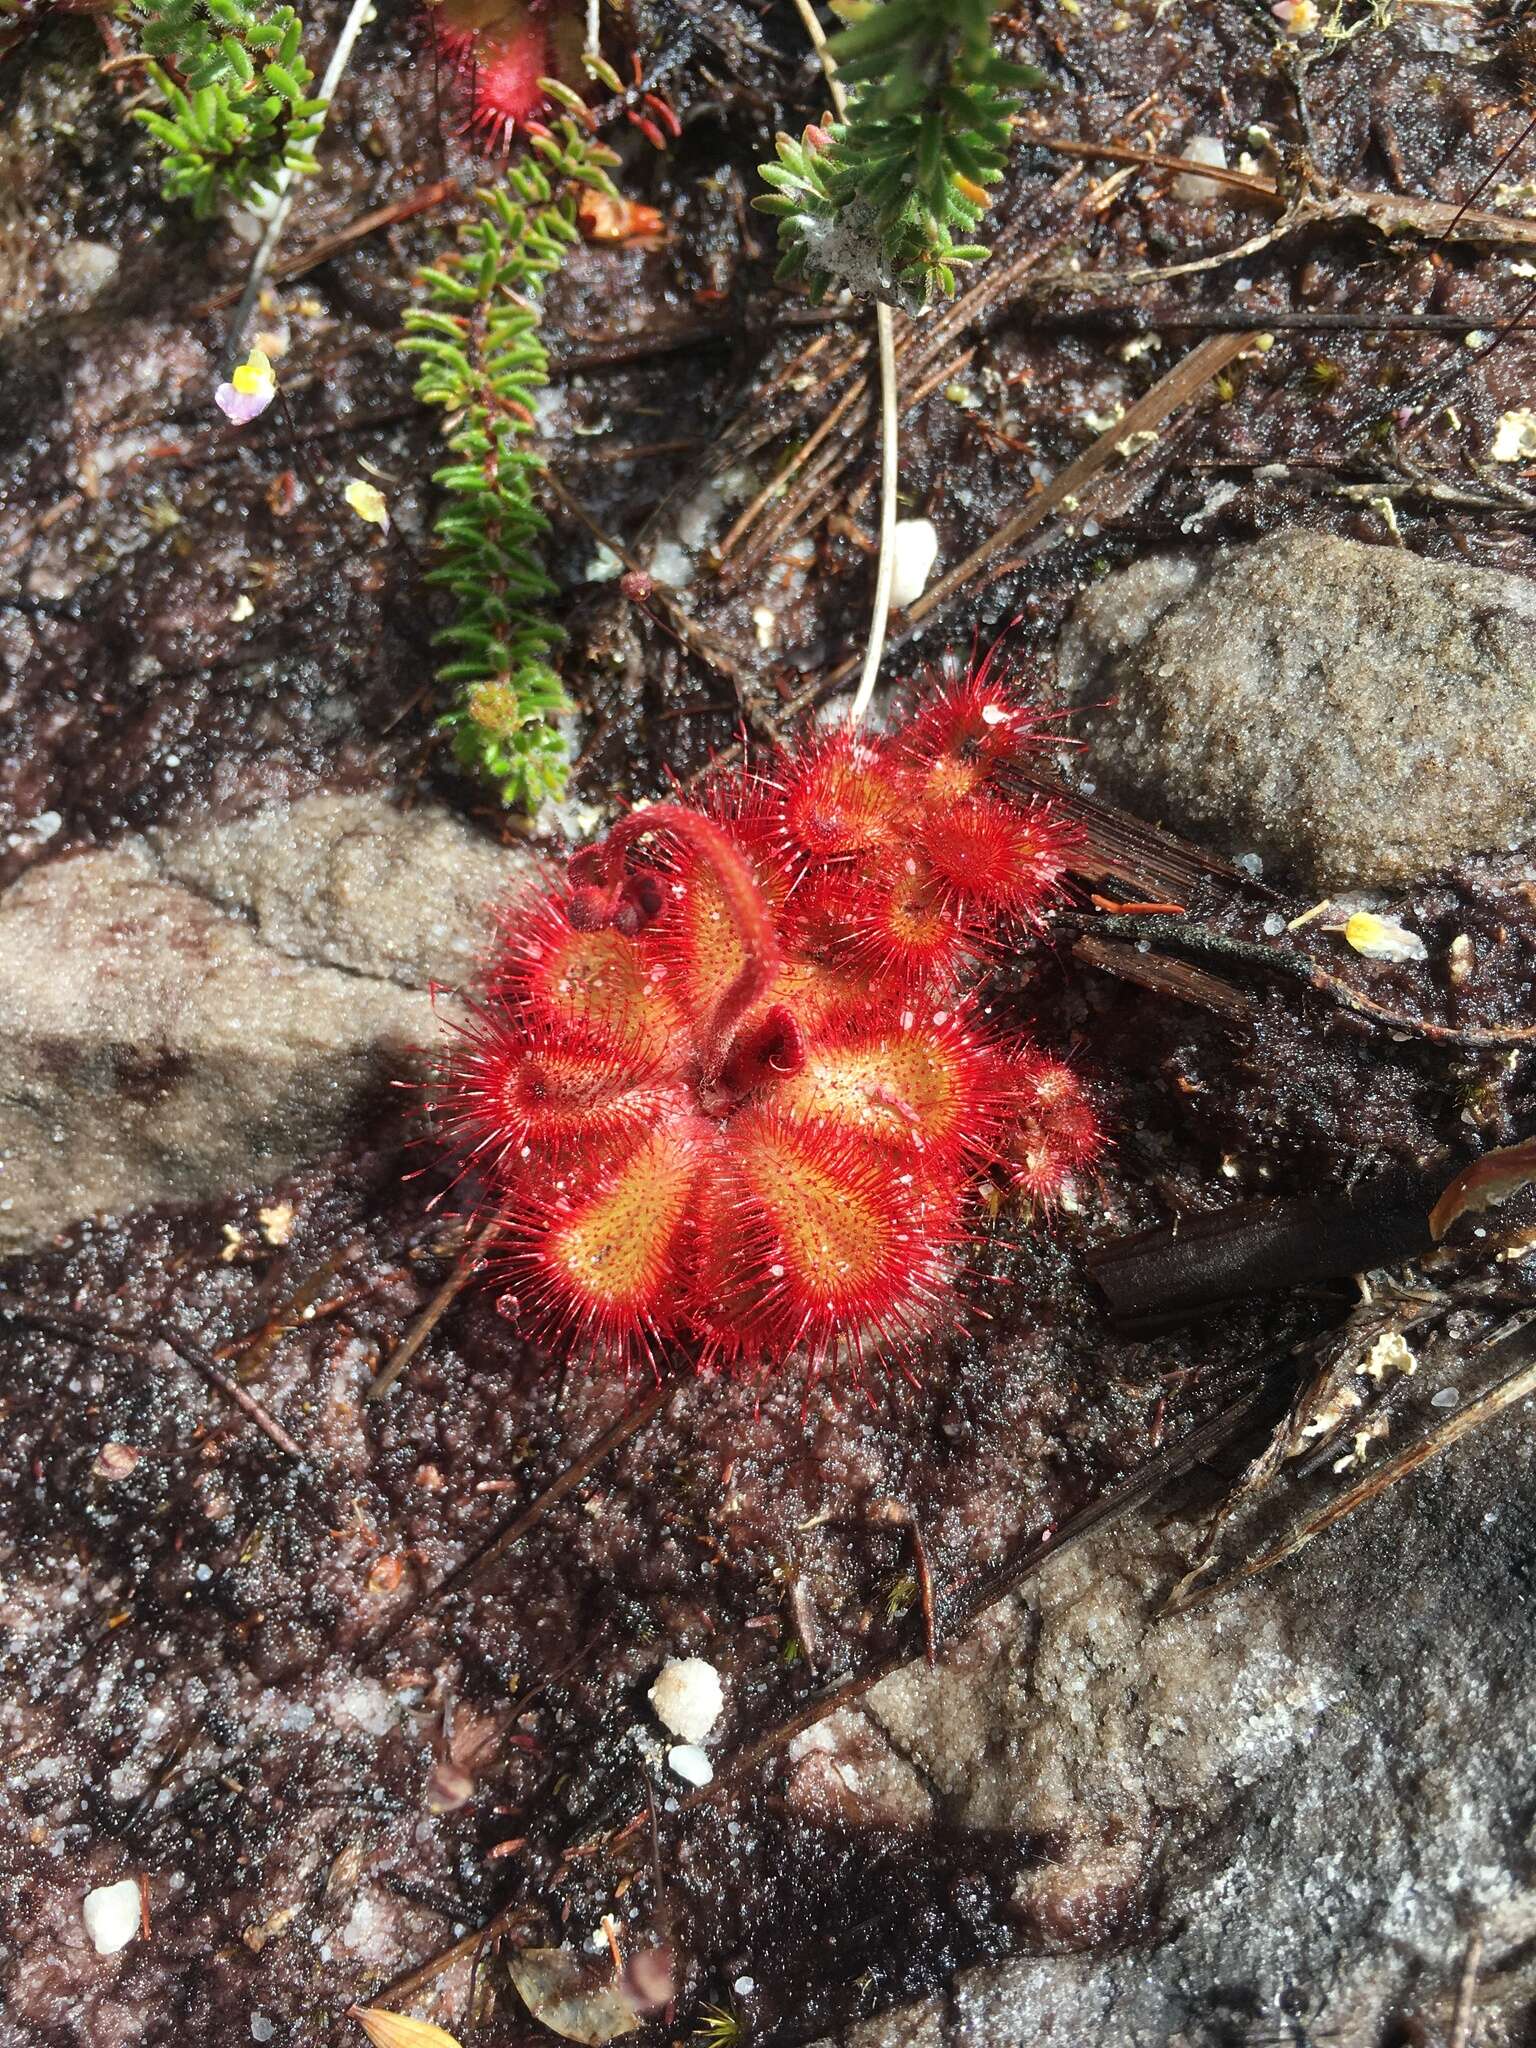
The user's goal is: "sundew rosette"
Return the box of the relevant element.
[433,656,1101,1381]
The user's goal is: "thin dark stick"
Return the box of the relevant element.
[366,1219,501,1401]
[414,1380,671,1602]
[0,1292,307,1459]
[152,1339,306,1458]
[1394,274,1536,438]
[275,389,321,493]
[1443,105,1536,238]
[549,304,850,374]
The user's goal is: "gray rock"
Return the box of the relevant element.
[1057,530,1536,888]
[0,796,531,1252]
[148,792,526,990]
[821,1364,1536,2047]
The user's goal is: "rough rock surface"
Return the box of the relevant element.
[0,795,527,1251]
[820,1375,1536,2047]
[147,792,527,990]
[1057,531,1536,889]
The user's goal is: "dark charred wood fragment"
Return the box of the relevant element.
[1007,771,1261,902]
[1088,1178,1443,1329]
[1072,932,1257,1020]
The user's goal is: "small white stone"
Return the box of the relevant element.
[667,1743,714,1787]
[647,539,694,590]
[1173,135,1229,205]
[887,518,940,609]
[53,240,120,300]
[648,1656,723,1745]
[251,2018,275,2043]
[83,1878,141,1955]
[1491,410,1536,464]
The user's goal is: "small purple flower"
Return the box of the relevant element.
[215,347,276,424]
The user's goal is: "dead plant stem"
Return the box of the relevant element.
[787,0,899,725]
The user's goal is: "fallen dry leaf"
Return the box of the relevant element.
[506,1947,641,2044]
[1429,1137,1536,1242]
[349,2006,463,2048]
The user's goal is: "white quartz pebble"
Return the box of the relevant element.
[83,1879,141,1956]
[667,1744,714,1787]
[648,1656,723,1745]
[888,518,940,609]
[1173,135,1229,204]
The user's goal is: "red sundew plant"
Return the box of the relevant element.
[426,0,581,150]
[424,1,680,155]
[435,654,1101,1382]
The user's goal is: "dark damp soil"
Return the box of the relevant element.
[7,841,1536,2045]
[4,0,1536,2043]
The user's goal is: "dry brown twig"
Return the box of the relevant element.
[366,1218,502,1402]
[355,1379,672,1668]
[1027,129,1536,265]
[800,327,1261,706]
[194,178,462,314]
[1172,1317,1536,1614]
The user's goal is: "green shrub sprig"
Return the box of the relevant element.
[755,0,1042,306]
[127,0,327,216]
[399,110,619,811]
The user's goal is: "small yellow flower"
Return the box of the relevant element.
[1341,912,1427,964]
[232,348,275,396]
[344,479,391,532]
